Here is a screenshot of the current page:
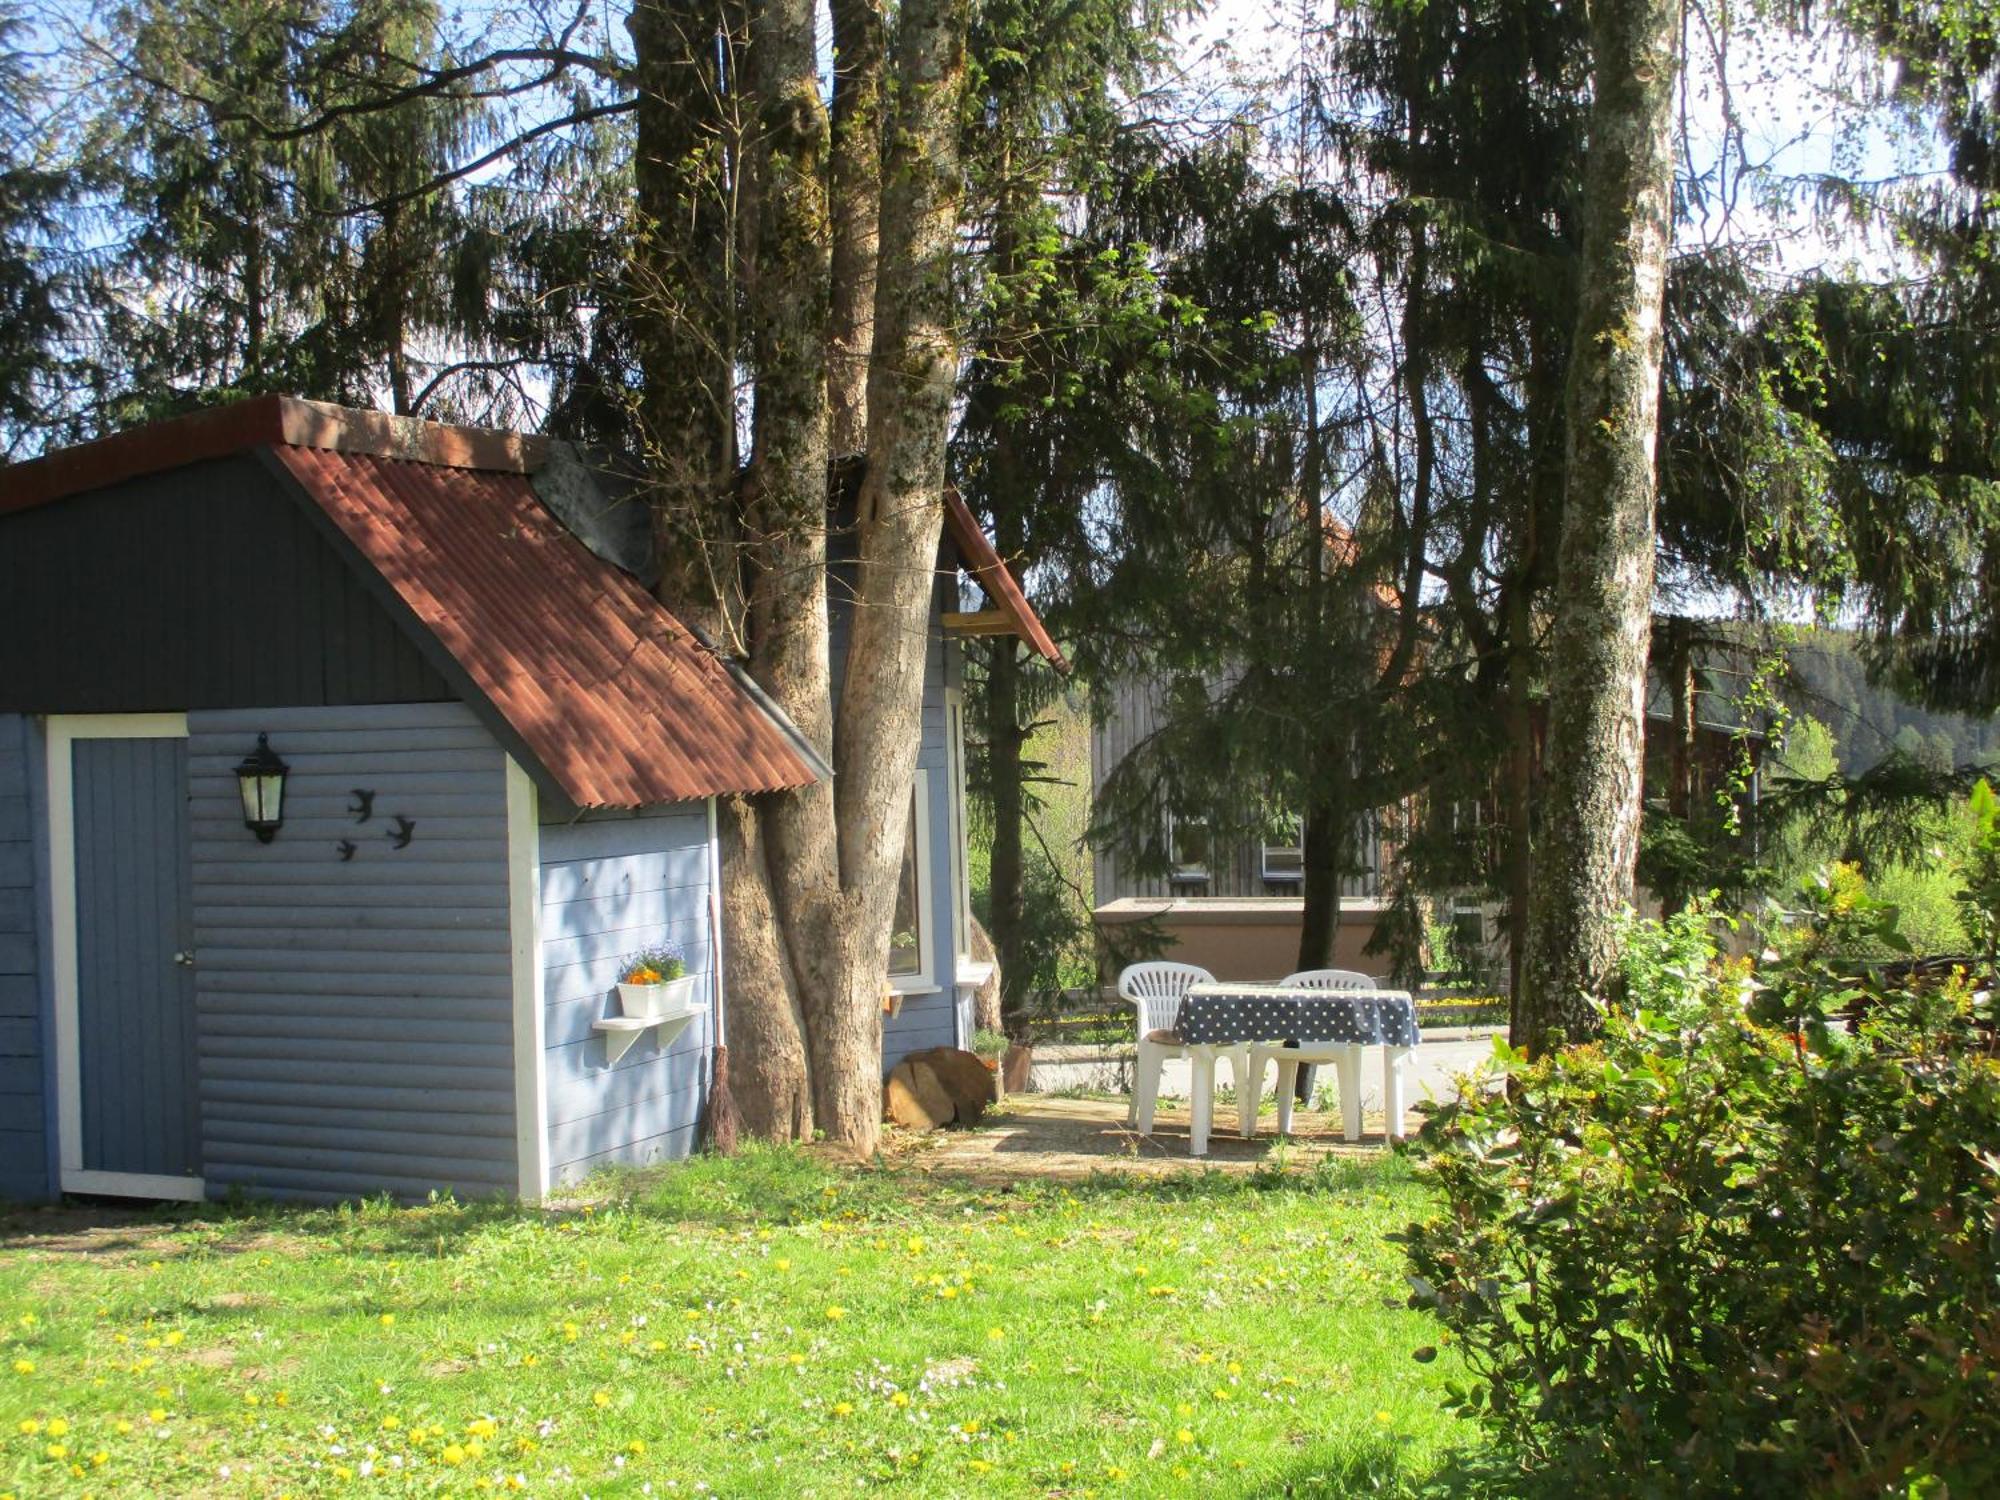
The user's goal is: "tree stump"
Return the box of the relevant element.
[885,1059,953,1130]
[906,1047,996,1124]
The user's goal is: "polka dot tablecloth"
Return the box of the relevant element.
[1172,982,1421,1048]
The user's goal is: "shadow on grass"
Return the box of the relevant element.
[1260,1438,1518,1498]
[0,1139,1427,1256]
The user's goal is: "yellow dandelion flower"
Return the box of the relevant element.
[591,1390,613,1409]
[774,1258,791,1272]
[824,1306,846,1321]
[906,1235,925,1254]
[10,1359,32,1375]
[987,1326,1005,1341]
[112,1420,132,1435]
[1175,1427,1194,1445]
[244,1393,260,1407]
[441,1443,467,1466]
[17,1419,40,1435]
[627,1440,646,1456]
[831,1402,854,1417]
[521,1353,539,1367]
[467,1418,497,1440]
[787,1352,806,1366]
[378,1314,395,1329]
[45,1443,68,1460]
[90,1450,108,1467]
[969,1459,995,1473]
[1375,1409,1393,1424]
[1147,1285,1178,1298]
[890,1391,910,1408]
[147,1408,166,1423]
[648,1340,666,1352]
[963,1420,981,1434]
[562,1323,579,1342]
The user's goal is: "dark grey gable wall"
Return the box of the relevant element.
[188,703,517,1202]
[539,805,714,1184]
[0,715,49,1199]
[0,455,451,714]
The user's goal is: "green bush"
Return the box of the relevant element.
[1398,876,2000,1497]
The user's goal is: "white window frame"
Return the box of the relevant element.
[1166,811,1211,883]
[943,690,972,963]
[888,768,938,995]
[1261,816,1305,883]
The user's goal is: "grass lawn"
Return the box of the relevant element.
[0,1147,1472,1497]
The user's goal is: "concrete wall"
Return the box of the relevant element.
[539,804,714,1185]
[188,702,518,1202]
[0,715,49,1200]
[1094,898,1392,985]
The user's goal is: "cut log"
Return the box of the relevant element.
[906,1047,995,1124]
[885,1059,952,1130]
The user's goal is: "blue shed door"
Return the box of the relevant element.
[54,723,203,1199]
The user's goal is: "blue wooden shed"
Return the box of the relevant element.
[0,397,1059,1203]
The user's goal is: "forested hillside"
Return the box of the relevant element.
[1785,632,2000,773]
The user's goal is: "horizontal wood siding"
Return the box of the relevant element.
[540,805,714,1185]
[1091,672,1383,902]
[188,703,516,1202]
[0,456,452,715]
[883,594,967,1072]
[0,716,50,1199]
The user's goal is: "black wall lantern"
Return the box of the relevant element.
[234,733,290,843]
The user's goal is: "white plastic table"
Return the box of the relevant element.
[1170,983,1421,1154]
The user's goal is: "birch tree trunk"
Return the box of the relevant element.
[1521,0,1681,1050]
[821,0,970,1152]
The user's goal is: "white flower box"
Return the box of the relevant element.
[617,974,700,1020]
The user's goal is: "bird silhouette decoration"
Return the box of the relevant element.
[386,816,416,850]
[348,788,376,824]
[336,840,356,862]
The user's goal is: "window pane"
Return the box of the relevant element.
[1172,816,1211,875]
[1262,813,1303,879]
[889,792,922,976]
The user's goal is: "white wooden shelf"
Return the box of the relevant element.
[591,1011,697,1064]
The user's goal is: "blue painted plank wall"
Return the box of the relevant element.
[539,804,714,1185]
[188,703,518,1202]
[0,715,50,1200]
[880,574,970,1072]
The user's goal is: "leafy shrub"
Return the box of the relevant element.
[1399,874,2000,1497]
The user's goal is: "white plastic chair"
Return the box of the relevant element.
[1118,962,1252,1151]
[1244,969,1410,1141]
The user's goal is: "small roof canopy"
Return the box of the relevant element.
[941,489,1067,669]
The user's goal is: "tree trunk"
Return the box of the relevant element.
[1521,0,1681,1051]
[629,0,745,645]
[985,638,1029,1029]
[823,0,970,1154]
[826,0,883,456]
[1660,616,1697,820]
[1297,794,1347,972]
[738,0,846,1140]
[715,795,815,1138]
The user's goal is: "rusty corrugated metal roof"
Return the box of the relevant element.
[270,445,818,807]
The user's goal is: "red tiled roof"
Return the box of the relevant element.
[272,447,818,807]
[942,489,1067,668]
[3,397,819,807]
